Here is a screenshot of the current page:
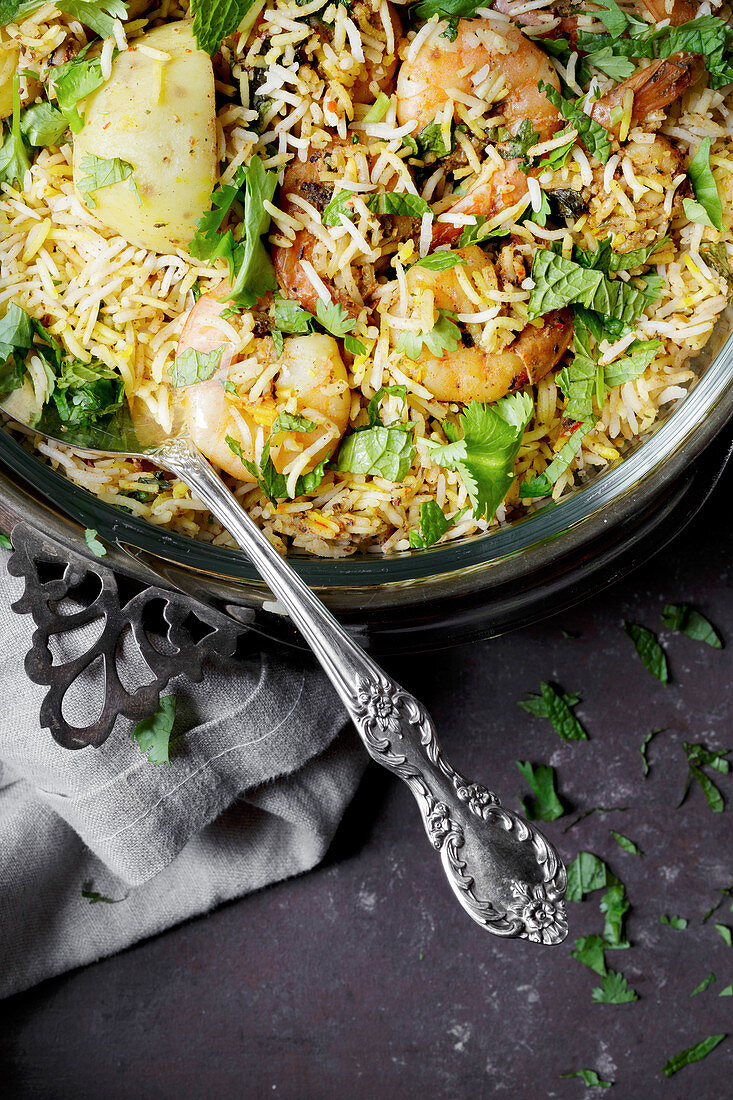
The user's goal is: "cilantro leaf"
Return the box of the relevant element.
[315,300,365,353]
[610,831,643,857]
[566,852,607,902]
[396,309,461,361]
[560,1069,613,1089]
[190,0,261,56]
[586,46,636,82]
[77,154,137,209]
[131,695,178,766]
[84,528,106,557]
[0,76,30,189]
[537,81,612,165]
[661,603,723,649]
[169,346,224,387]
[624,622,669,684]
[686,138,723,231]
[271,296,314,334]
[516,760,565,822]
[20,101,67,147]
[227,414,329,502]
[408,500,467,549]
[425,393,533,521]
[600,874,630,948]
[663,1035,726,1077]
[572,935,608,976]
[323,188,431,226]
[591,969,638,1004]
[691,973,716,997]
[518,682,587,741]
[660,914,688,930]
[715,924,732,947]
[51,49,112,132]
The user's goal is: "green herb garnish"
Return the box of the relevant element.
[661,603,723,649]
[516,761,565,822]
[624,622,669,684]
[131,695,179,766]
[663,1034,726,1077]
[518,682,587,741]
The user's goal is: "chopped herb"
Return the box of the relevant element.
[566,852,607,902]
[228,413,329,502]
[81,879,127,904]
[0,529,10,550]
[411,251,467,272]
[84,528,106,558]
[408,500,467,549]
[333,423,414,483]
[190,0,262,55]
[591,969,638,1004]
[691,973,716,997]
[685,138,723,231]
[0,0,127,39]
[610,831,643,857]
[269,295,365,355]
[560,1069,613,1089]
[661,603,723,649]
[519,420,595,499]
[600,875,630,948]
[640,728,663,777]
[412,119,452,159]
[19,101,67,147]
[715,924,732,947]
[660,914,688,930]
[323,187,431,225]
[131,695,179,766]
[679,740,730,814]
[0,76,30,189]
[396,309,461,361]
[411,0,483,23]
[572,934,608,976]
[169,346,224,387]
[663,1034,726,1077]
[77,154,138,209]
[719,984,733,997]
[518,682,587,741]
[315,300,365,355]
[537,81,612,165]
[425,392,533,521]
[624,622,669,684]
[516,761,565,822]
[528,250,661,328]
[586,46,636,82]
[703,886,733,923]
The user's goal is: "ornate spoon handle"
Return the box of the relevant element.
[155,437,568,944]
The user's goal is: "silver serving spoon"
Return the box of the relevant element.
[2,383,567,944]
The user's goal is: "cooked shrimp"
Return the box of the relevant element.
[396,19,561,139]
[176,291,350,483]
[638,0,698,26]
[400,246,573,403]
[590,52,705,137]
[350,1,402,103]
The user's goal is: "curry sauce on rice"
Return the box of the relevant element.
[0,0,731,555]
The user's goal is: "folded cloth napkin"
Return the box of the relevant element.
[0,559,362,1000]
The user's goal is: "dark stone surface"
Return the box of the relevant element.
[1,463,732,1100]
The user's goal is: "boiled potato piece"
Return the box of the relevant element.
[0,30,20,120]
[72,21,216,253]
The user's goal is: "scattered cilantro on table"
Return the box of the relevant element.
[516,761,565,822]
[660,914,688,931]
[591,969,638,1004]
[610,831,643,857]
[131,695,179,766]
[662,1034,727,1077]
[690,973,716,997]
[518,682,587,741]
[715,924,732,947]
[624,622,669,684]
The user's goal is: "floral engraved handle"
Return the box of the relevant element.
[147,437,569,943]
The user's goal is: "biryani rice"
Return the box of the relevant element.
[0,0,731,555]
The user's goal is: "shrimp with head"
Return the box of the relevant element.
[175,288,350,484]
[396,245,573,404]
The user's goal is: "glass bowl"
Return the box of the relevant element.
[1,313,731,653]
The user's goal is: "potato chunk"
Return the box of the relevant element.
[72,21,216,254]
[0,30,20,120]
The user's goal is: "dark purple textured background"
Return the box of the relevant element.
[1,463,731,1099]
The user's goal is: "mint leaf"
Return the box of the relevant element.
[425,393,533,521]
[660,914,688,930]
[680,741,730,813]
[190,0,260,56]
[84,528,106,558]
[333,424,415,483]
[640,728,664,777]
[661,603,723,649]
[586,46,636,82]
[412,252,467,272]
[518,682,587,741]
[691,973,716,997]
[529,249,660,327]
[610,831,643,857]
[537,81,612,165]
[0,0,126,38]
[566,852,607,902]
[560,1069,613,1088]
[663,1034,726,1077]
[624,622,669,684]
[169,346,224,387]
[408,500,467,549]
[686,137,723,231]
[131,695,178,766]
[77,154,137,209]
[516,761,565,822]
[591,969,638,1004]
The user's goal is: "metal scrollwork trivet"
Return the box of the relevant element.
[7,521,241,749]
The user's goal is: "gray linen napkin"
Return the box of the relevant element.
[0,561,363,999]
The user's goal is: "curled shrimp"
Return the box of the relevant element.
[590,51,705,138]
[176,290,350,483]
[350,2,403,104]
[399,245,573,403]
[637,0,699,26]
